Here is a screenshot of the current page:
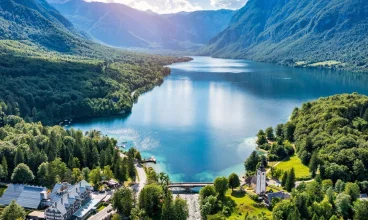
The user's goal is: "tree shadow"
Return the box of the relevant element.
[231,190,246,198]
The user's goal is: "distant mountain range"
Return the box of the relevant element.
[204,0,368,72]
[0,0,87,52]
[49,0,235,50]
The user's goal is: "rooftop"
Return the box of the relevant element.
[0,184,47,209]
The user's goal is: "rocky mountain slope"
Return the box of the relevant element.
[204,0,368,72]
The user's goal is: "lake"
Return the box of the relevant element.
[71,56,368,182]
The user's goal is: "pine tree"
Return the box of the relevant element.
[281,171,288,187]
[14,148,24,167]
[309,151,319,177]
[1,156,8,180]
[285,168,296,192]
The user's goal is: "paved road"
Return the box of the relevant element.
[88,204,114,220]
[135,162,147,195]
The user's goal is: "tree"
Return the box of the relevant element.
[214,177,228,199]
[82,167,90,182]
[199,185,217,201]
[283,122,295,142]
[0,200,26,220]
[285,168,296,192]
[139,184,163,217]
[275,124,284,138]
[228,173,240,191]
[112,187,134,217]
[37,162,48,186]
[130,208,147,220]
[353,200,368,220]
[265,127,275,140]
[47,158,68,187]
[1,156,8,180]
[71,168,83,184]
[11,163,34,183]
[89,167,102,190]
[335,179,345,193]
[306,181,323,203]
[335,193,352,219]
[272,200,296,220]
[14,148,25,167]
[344,182,360,201]
[309,151,319,177]
[103,165,114,180]
[281,172,288,187]
[173,198,189,220]
[257,135,267,146]
[244,151,260,173]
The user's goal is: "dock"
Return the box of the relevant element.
[141,156,156,164]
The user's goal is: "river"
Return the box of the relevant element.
[71,56,368,182]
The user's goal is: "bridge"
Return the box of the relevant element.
[168,182,213,191]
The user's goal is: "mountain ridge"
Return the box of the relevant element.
[49,0,235,50]
[203,0,368,72]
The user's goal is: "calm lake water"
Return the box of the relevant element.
[71,56,368,182]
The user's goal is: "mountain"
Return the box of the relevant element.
[49,0,234,50]
[204,0,368,72]
[0,0,191,124]
[0,0,88,52]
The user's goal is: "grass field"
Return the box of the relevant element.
[226,190,272,220]
[275,155,311,180]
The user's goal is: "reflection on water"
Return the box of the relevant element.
[72,56,368,182]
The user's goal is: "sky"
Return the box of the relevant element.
[84,0,248,14]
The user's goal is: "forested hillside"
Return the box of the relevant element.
[291,93,368,182]
[49,0,234,50]
[238,93,368,220]
[0,0,191,124]
[0,104,140,189]
[204,0,368,73]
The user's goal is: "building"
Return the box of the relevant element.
[27,211,46,220]
[0,184,48,209]
[45,180,93,220]
[266,191,290,204]
[245,164,267,195]
[256,163,266,194]
[360,193,368,201]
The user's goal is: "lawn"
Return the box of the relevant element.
[97,204,107,212]
[275,155,311,180]
[226,190,272,220]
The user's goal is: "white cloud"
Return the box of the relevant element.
[84,0,202,13]
[210,0,246,9]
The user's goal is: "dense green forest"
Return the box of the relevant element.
[0,40,190,124]
[204,0,368,73]
[0,103,142,189]
[237,93,368,219]
[0,0,191,124]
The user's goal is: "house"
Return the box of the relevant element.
[359,193,368,201]
[0,184,48,209]
[45,180,93,220]
[265,191,290,204]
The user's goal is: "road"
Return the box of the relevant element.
[135,162,147,195]
[88,204,114,220]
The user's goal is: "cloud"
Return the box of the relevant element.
[210,0,247,9]
[84,0,202,13]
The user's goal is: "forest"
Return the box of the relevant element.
[238,93,368,220]
[0,40,191,125]
[0,102,141,189]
